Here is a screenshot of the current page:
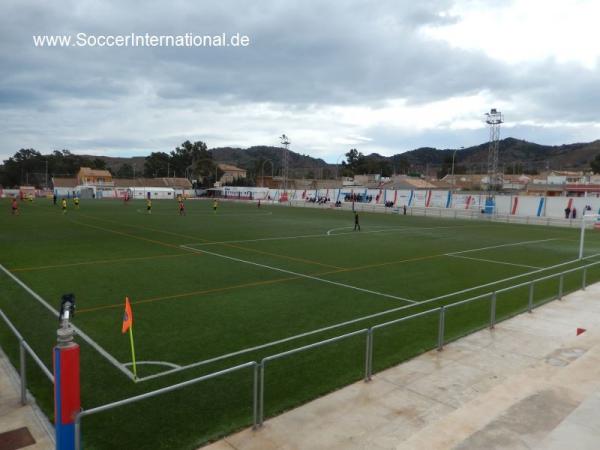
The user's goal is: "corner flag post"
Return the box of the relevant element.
[128,324,137,379]
[122,297,137,379]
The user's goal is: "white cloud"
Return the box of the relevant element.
[422,0,600,69]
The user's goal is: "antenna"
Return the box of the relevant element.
[484,109,503,191]
[279,134,290,192]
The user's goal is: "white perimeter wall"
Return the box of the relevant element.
[210,186,600,219]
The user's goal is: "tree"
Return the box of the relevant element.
[346,148,360,167]
[144,152,170,177]
[116,163,134,178]
[591,153,600,174]
[90,158,108,171]
[171,140,209,177]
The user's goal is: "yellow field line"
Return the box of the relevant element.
[77,275,301,313]
[10,252,193,272]
[77,214,343,270]
[76,252,448,314]
[70,220,195,251]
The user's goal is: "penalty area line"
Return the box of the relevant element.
[179,244,417,304]
[445,238,559,256]
[446,254,542,269]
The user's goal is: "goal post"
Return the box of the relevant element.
[579,213,600,260]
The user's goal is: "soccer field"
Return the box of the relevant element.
[2,197,600,449]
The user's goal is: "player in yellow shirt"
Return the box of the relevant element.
[146,198,152,214]
[73,196,80,209]
[213,199,218,214]
[61,198,67,214]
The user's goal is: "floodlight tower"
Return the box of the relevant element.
[485,108,503,191]
[280,134,290,191]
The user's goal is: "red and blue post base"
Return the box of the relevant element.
[53,343,80,450]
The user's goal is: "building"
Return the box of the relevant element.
[53,169,193,199]
[218,164,247,184]
[77,167,113,187]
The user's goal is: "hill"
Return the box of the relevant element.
[86,137,600,178]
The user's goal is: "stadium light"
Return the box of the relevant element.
[279,134,290,191]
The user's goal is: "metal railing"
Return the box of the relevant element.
[0,309,54,406]
[74,361,259,450]
[283,200,588,228]
[4,258,600,448]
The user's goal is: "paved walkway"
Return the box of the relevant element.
[203,283,600,450]
[0,346,53,450]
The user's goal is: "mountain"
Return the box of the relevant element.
[210,146,331,178]
[88,137,600,178]
[394,138,600,174]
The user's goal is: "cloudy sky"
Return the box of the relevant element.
[1,0,599,163]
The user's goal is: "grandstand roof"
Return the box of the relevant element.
[218,163,246,173]
[52,177,78,188]
[78,167,112,178]
[113,177,192,188]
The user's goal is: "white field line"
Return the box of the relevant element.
[0,263,135,381]
[183,224,484,247]
[179,244,416,304]
[124,361,181,369]
[135,209,273,217]
[445,238,559,256]
[136,248,600,382]
[425,251,600,304]
[446,254,542,270]
[327,226,354,235]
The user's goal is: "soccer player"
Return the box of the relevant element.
[354,211,360,231]
[178,200,186,216]
[74,196,80,209]
[11,198,19,215]
[146,198,152,214]
[213,199,218,214]
[61,198,67,214]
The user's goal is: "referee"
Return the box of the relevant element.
[354,211,360,231]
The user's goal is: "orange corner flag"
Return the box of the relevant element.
[122,297,133,334]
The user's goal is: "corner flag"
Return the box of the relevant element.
[122,297,133,334]
[121,297,137,378]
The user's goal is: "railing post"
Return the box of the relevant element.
[490,292,497,329]
[558,274,564,300]
[19,340,27,406]
[365,329,373,382]
[437,306,445,351]
[582,267,587,290]
[528,282,534,313]
[252,363,259,430]
[258,362,265,427]
[74,414,81,450]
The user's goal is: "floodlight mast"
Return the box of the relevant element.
[485,109,503,192]
[280,134,290,192]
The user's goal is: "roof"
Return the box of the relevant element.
[526,183,565,192]
[566,184,600,192]
[113,177,192,188]
[218,163,246,172]
[52,177,78,188]
[78,167,112,178]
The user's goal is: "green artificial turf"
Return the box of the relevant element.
[1,197,600,449]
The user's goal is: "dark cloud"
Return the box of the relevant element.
[0,0,598,161]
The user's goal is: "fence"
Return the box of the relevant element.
[0,309,54,405]
[286,200,588,228]
[2,258,600,448]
